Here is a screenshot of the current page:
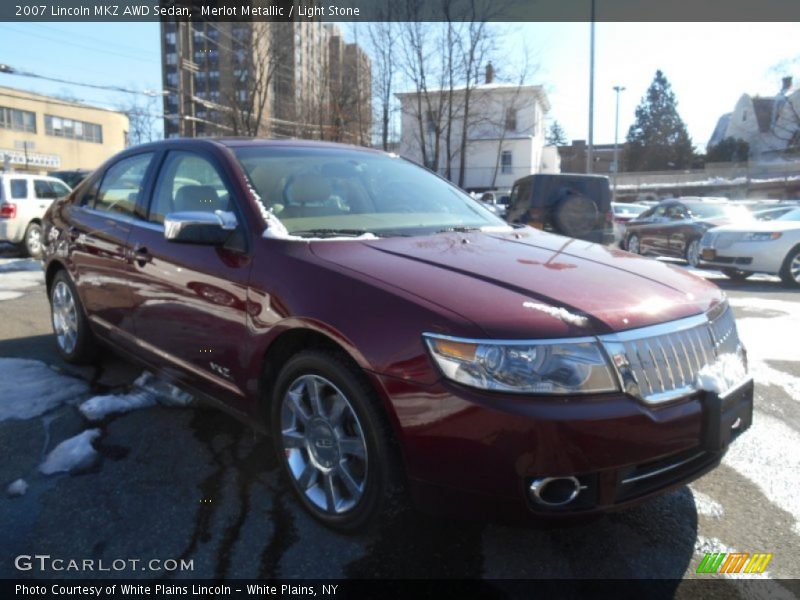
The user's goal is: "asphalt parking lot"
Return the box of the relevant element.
[0,243,798,594]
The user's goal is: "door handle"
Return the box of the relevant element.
[132,244,151,267]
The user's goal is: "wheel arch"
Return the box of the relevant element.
[256,326,398,433]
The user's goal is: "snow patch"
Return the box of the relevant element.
[0,359,89,421]
[690,488,724,518]
[522,302,589,327]
[78,372,194,421]
[6,478,28,497]
[695,353,748,395]
[79,390,156,421]
[39,429,100,475]
[723,411,800,537]
[133,372,194,406]
[0,258,43,272]
[0,269,43,301]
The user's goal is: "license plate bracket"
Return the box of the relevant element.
[701,379,753,453]
[701,248,716,260]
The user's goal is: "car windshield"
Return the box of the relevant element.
[685,203,752,221]
[777,208,800,221]
[233,146,506,237]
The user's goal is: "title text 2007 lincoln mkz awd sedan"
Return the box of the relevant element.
[42,139,753,531]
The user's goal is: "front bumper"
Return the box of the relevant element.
[378,373,753,519]
[699,242,784,274]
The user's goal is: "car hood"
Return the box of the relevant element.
[310,228,724,339]
[709,221,800,233]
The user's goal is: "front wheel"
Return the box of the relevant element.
[271,350,403,532]
[721,268,753,281]
[685,239,701,267]
[779,246,800,288]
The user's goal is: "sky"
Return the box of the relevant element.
[0,21,798,152]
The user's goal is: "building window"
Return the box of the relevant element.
[45,115,103,143]
[505,108,517,131]
[501,151,513,174]
[0,106,36,133]
[426,110,436,134]
[743,110,748,122]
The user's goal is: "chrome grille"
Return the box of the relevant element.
[600,305,742,404]
[712,232,742,250]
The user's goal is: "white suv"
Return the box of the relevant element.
[0,174,72,257]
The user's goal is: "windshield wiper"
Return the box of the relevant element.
[435,226,482,234]
[290,228,374,238]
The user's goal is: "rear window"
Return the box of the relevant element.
[10,179,28,199]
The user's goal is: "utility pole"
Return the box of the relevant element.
[587,0,595,174]
[612,85,625,199]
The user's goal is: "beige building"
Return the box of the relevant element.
[160,21,371,144]
[0,85,129,173]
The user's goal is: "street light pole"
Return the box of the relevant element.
[612,85,626,199]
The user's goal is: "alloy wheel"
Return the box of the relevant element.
[791,253,800,283]
[26,226,42,257]
[280,374,368,515]
[51,280,78,355]
[627,235,640,254]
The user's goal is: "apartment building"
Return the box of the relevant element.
[0,85,128,173]
[160,21,371,143]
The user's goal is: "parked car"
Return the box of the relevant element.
[0,173,72,257]
[700,207,800,286]
[43,139,752,531]
[49,169,92,189]
[506,174,613,243]
[752,205,798,221]
[624,198,753,267]
[611,202,648,244]
[479,190,511,217]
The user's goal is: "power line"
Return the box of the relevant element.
[0,24,156,64]
[28,23,160,58]
[0,65,164,97]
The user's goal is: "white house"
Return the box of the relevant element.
[709,76,800,161]
[395,66,558,191]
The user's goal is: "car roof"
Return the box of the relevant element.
[124,137,388,156]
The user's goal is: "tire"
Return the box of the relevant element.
[49,270,98,364]
[271,349,403,532]
[779,246,800,288]
[721,268,753,281]
[685,239,701,267]
[627,234,641,254]
[23,222,44,259]
[552,194,599,238]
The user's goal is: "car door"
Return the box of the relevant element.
[126,149,253,410]
[665,203,690,257]
[64,151,157,339]
[632,205,667,253]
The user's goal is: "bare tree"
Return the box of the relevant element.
[121,94,162,146]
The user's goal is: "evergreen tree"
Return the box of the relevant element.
[623,70,695,171]
[706,137,750,163]
[546,120,568,146]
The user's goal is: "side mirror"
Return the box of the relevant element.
[164,210,238,245]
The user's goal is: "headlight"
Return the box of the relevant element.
[742,232,781,242]
[423,334,619,395]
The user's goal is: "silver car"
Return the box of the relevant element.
[699,207,800,287]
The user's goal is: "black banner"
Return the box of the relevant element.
[1,0,800,23]
[3,579,800,600]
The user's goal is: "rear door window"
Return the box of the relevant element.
[34,180,58,199]
[93,153,155,217]
[10,179,28,199]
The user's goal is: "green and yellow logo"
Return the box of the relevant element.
[697,552,773,574]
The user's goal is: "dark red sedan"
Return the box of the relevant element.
[42,139,753,531]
